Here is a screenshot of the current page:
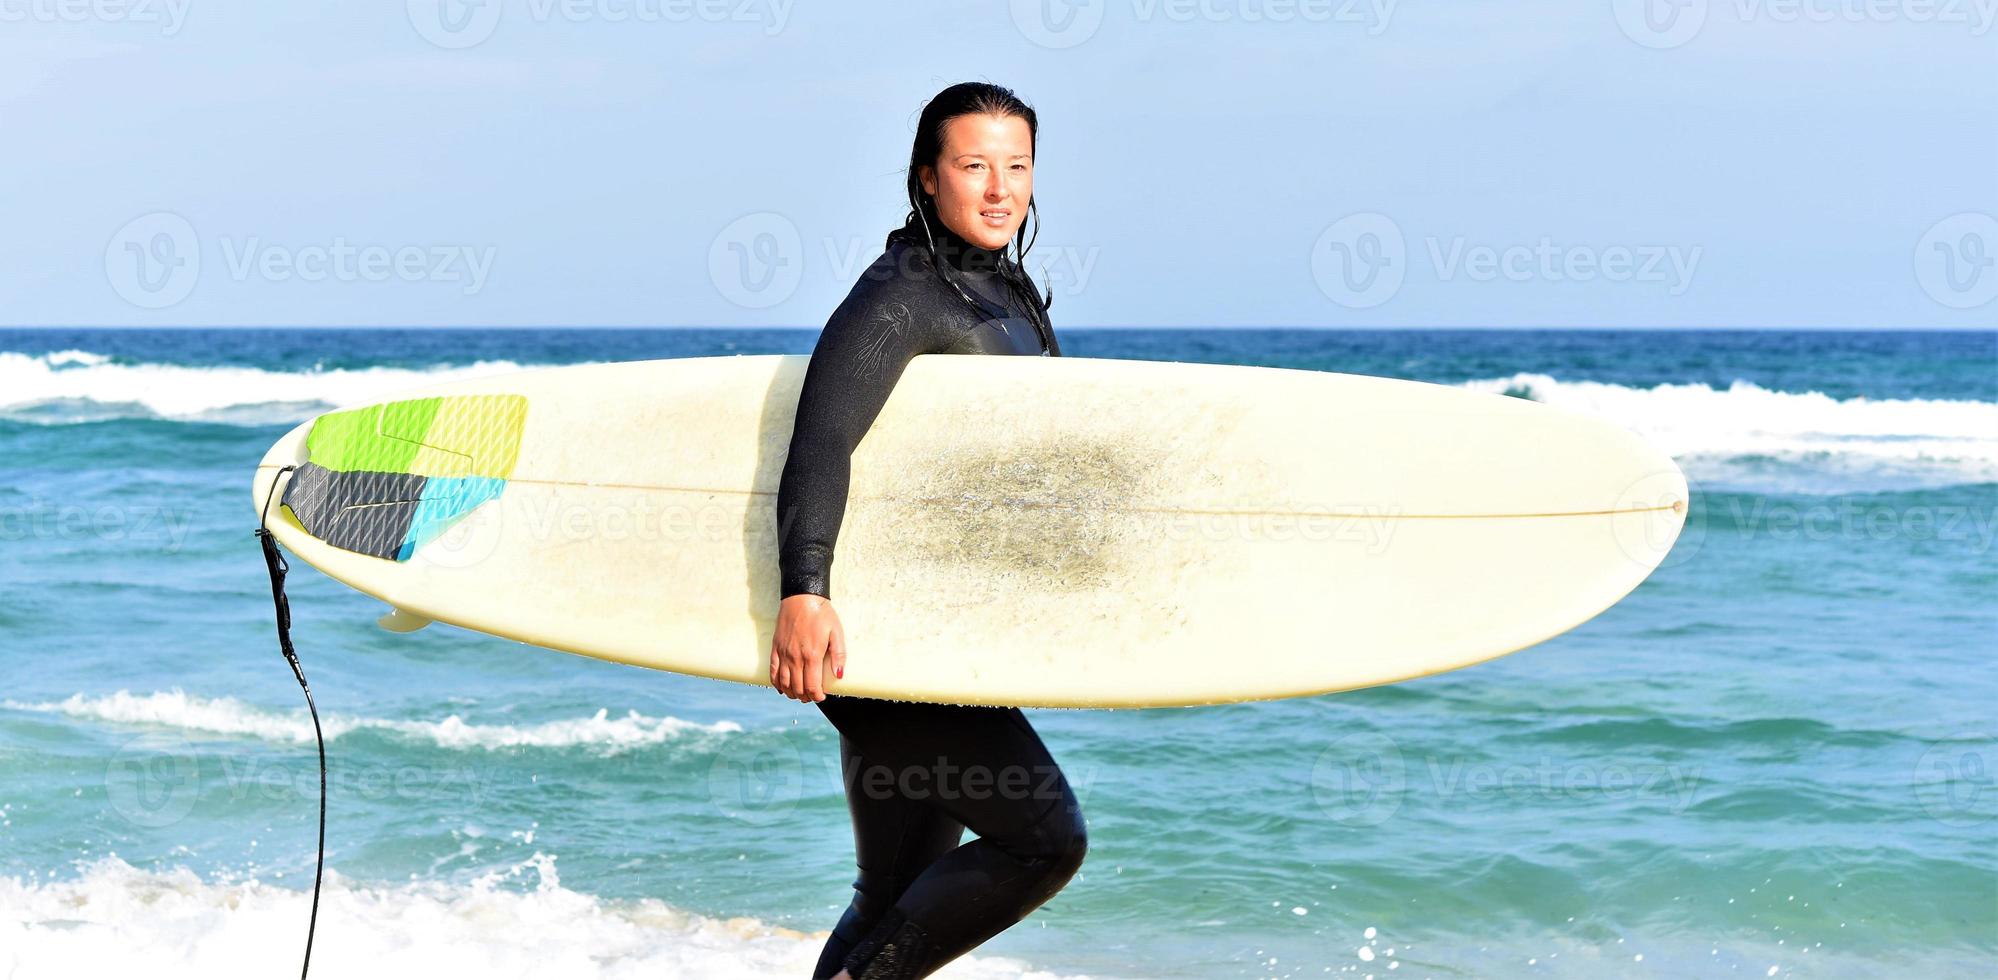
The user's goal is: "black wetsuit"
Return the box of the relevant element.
[775,222,1087,979]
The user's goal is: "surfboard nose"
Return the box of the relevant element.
[250,418,313,519]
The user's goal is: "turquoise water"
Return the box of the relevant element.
[1,328,1993,978]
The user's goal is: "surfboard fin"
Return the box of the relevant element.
[377,607,434,633]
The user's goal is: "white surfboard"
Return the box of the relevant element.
[250,354,1688,708]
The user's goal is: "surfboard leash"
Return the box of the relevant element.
[255,464,325,980]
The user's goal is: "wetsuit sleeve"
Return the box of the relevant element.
[775,280,958,601]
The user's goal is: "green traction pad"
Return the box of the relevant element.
[281,394,527,561]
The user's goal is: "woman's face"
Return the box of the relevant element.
[920,112,1034,252]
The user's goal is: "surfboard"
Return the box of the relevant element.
[250,354,1688,708]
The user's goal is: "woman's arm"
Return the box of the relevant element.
[775,286,952,600]
[769,274,957,702]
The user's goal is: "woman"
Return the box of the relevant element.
[768,82,1088,980]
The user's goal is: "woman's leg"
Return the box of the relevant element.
[811,723,967,979]
[815,695,1089,980]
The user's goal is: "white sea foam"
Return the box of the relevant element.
[0,349,537,424]
[1,689,743,754]
[0,854,1099,980]
[3,350,1992,489]
[1461,373,1998,491]
[42,348,111,367]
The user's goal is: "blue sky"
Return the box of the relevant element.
[3,0,1993,327]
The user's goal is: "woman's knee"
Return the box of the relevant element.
[1049,806,1088,879]
[1024,799,1088,890]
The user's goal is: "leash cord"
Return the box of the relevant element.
[255,465,323,979]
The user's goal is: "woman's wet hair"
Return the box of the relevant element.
[888,81,1053,314]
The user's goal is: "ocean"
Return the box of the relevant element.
[1,327,1992,978]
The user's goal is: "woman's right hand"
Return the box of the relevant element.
[770,593,847,703]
